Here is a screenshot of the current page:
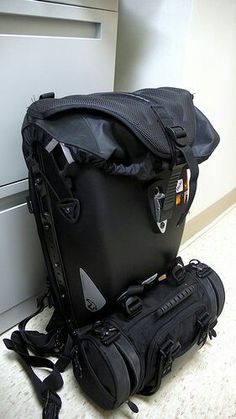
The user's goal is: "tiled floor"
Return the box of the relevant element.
[1,205,236,419]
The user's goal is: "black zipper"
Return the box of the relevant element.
[79,335,123,405]
[108,319,145,392]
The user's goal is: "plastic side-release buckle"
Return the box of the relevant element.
[160,339,181,376]
[93,321,120,346]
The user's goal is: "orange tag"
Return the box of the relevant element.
[176,194,182,206]
[184,179,189,191]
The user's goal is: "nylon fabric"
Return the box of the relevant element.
[73,261,225,410]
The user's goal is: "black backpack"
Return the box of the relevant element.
[4,88,224,418]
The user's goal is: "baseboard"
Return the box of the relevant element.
[181,188,236,244]
[0,294,40,335]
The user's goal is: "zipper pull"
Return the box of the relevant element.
[153,188,165,223]
[153,188,167,233]
[126,399,139,413]
[209,328,217,340]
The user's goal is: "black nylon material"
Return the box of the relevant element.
[73,261,225,410]
[23,88,220,164]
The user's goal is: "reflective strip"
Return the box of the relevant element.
[61,143,75,164]
[45,138,58,152]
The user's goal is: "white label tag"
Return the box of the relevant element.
[176,179,184,193]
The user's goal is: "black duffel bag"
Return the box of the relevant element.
[72,259,225,412]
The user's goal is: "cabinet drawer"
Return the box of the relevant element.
[0,0,118,185]
[0,202,46,316]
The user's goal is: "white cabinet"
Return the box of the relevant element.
[0,0,118,332]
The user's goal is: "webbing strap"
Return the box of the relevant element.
[151,104,199,225]
[176,143,199,225]
[3,298,73,419]
[114,335,141,394]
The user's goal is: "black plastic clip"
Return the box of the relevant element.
[117,285,144,317]
[123,296,143,317]
[117,294,143,318]
[168,256,186,285]
[166,126,187,147]
[189,260,213,278]
[160,339,181,376]
[93,321,120,345]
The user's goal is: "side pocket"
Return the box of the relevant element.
[73,337,131,410]
[141,302,205,395]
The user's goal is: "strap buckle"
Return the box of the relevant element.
[93,321,120,345]
[148,164,185,234]
[160,339,181,376]
[168,256,186,284]
[117,294,143,318]
[166,126,187,147]
[123,296,143,317]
